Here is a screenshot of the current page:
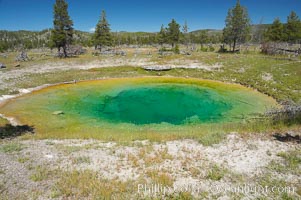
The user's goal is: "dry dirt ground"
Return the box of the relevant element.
[0,133,300,199]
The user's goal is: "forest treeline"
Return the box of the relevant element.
[0,25,278,52]
[0,29,223,52]
[0,0,300,53]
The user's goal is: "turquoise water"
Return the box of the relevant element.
[75,84,232,125]
[0,77,278,137]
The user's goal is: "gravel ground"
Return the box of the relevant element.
[0,133,300,199]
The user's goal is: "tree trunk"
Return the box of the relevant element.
[232,39,236,52]
[57,47,62,58]
[63,46,67,58]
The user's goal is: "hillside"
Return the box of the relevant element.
[0,29,92,51]
[0,24,272,52]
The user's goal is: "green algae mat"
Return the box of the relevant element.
[0,77,278,140]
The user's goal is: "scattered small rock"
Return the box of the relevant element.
[142,66,172,71]
[0,62,6,69]
[273,132,301,144]
[15,51,29,62]
[180,51,191,55]
[262,72,273,81]
[238,68,245,73]
[0,53,8,58]
[52,111,64,115]
[13,63,21,68]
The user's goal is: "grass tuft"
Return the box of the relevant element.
[30,165,52,182]
[198,132,226,146]
[72,156,91,164]
[52,170,136,199]
[146,170,174,186]
[206,165,227,181]
[0,142,24,153]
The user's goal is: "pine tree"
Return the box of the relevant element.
[223,0,250,52]
[94,10,113,51]
[265,18,284,42]
[182,21,189,48]
[166,19,181,48]
[51,0,73,57]
[157,25,167,46]
[285,11,301,42]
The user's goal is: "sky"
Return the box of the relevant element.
[0,0,300,32]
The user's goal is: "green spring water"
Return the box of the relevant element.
[0,77,278,136]
[70,84,232,125]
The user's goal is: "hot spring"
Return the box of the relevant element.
[0,77,278,139]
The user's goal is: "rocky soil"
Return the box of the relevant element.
[0,133,300,199]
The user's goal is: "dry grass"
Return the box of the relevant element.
[30,165,53,182]
[0,117,9,126]
[51,170,137,199]
[71,156,91,165]
[0,142,24,153]
[146,170,174,187]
